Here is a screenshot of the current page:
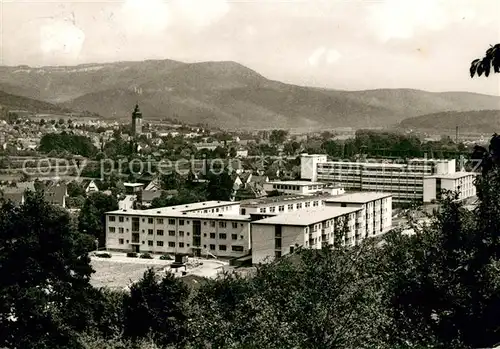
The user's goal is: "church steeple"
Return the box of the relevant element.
[131,103,143,136]
[132,103,142,119]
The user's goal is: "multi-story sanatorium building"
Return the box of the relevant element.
[251,192,392,263]
[105,192,393,262]
[301,154,476,205]
[106,201,249,258]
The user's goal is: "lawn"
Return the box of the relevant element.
[90,259,166,290]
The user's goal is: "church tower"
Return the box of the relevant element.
[131,103,143,136]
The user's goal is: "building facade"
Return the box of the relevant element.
[302,154,475,205]
[251,206,361,264]
[239,193,335,219]
[423,172,476,203]
[251,192,393,264]
[324,192,392,237]
[106,194,393,263]
[106,201,249,258]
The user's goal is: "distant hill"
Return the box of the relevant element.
[0,59,499,129]
[400,110,500,133]
[0,90,69,115]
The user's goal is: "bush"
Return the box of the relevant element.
[95,252,112,258]
[127,252,138,258]
[160,254,172,260]
[140,253,153,259]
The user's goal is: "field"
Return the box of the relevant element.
[90,253,228,290]
[90,260,166,290]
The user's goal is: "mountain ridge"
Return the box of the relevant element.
[0,59,499,129]
[400,110,500,134]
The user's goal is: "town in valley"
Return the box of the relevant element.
[2,1,500,348]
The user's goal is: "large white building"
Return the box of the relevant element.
[301,154,476,205]
[105,192,393,263]
[251,192,392,263]
[105,201,250,258]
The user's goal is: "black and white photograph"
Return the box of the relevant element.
[0,0,500,348]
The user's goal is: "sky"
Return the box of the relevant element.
[1,0,499,95]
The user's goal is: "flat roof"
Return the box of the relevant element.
[424,171,476,180]
[300,154,327,157]
[107,200,238,215]
[106,208,251,221]
[240,193,335,208]
[319,159,454,167]
[123,182,144,187]
[266,180,325,186]
[325,192,392,204]
[252,206,361,226]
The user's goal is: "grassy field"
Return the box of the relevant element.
[90,259,166,290]
[90,255,229,290]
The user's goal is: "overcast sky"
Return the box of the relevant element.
[1,0,499,95]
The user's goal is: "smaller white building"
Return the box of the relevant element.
[423,172,476,203]
[251,192,393,264]
[252,206,361,264]
[239,193,334,217]
[263,180,344,196]
[324,192,392,237]
[236,149,249,158]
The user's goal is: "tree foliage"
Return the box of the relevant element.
[189,244,390,349]
[123,269,189,347]
[206,169,234,201]
[0,192,96,349]
[470,44,500,78]
[39,132,98,157]
[78,192,118,248]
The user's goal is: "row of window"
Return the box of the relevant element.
[271,184,323,191]
[258,200,320,214]
[110,228,244,241]
[190,206,233,214]
[116,238,243,252]
[109,216,242,229]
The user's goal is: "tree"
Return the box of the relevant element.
[150,188,207,208]
[123,269,189,347]
[189,243,390,349]
[229,147,237,158]
[213,146,228,159]
[381,136,500,349]
[0,191,96,349]
[269,129,288,145]
[68,181,86,197]
[470,44,500,78]
[161,172,184,190]
[39,133,98,158]
[206,169,234,201]
[78,192,118,248]
[67,195,86,209]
